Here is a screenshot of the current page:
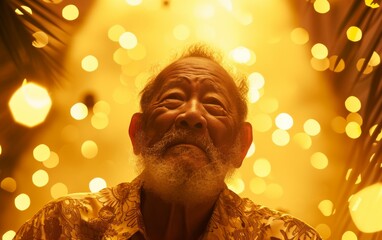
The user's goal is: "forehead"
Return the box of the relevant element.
[157,57,236,90]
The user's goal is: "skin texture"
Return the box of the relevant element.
[129,56,253,240]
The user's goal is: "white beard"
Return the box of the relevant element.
[137,128,241,204]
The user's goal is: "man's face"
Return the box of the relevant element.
[141,57,241,168]
[135,56,244,203]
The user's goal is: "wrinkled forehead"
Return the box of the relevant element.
[156,57,236,89]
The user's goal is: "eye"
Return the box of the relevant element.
[203,97,228,116]
[158,91,185,109]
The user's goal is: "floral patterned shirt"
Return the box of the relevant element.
[14,177,322,240]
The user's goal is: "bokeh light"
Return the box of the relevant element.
[349,183,382,233]
[345,96,361,113]
[81,55,99,72]
[89,177,107,192]
[33,144,51,162]
[250,177,267,194]
[342,231,358,240]
[345,122,362,139]
[314,0,330,14]
[0,177,17,193]
[310,152,329,170]
[347,26,362,42]
[43,151,60,168]
[304,119,321,136]
[275,113,293,130]
[14,194,30,211]
[290,27,309,45]
[62,4,79,21]
[272,129,290,146]
[32,169,49,187]
[318,199,334,216]
[81,140,98,159]
[70,102,88,120]
[253,158,272,177]
[311,43,329,59]
[2,230,16,240]
[8,81,52,128]
[119,32,138,49]
[50,182,68,199]
[32,31,49,48]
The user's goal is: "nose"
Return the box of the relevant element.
[175,100,207,130]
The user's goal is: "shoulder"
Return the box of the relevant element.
[14,180,140,240]
[218,188,322,239]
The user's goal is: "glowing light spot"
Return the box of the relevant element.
[331,116,346,133]
[347,112,363,126]
[356,58,374,74]
[15,193,30,211]
[311,57,330,71]
[347,26,362,42]
[259,98,279,113]
[311,43,328,59]
[315,224,331,239]
[230,46,254,64]
[62,4,79,21]
[314,0,330,14]
[2,230,16,240]
[304,119,321,136]
[275,113,293,130]
[329,55,346,72]
[195,3,215,19]
[252,113,272,132]
[113,48,130,65]
[219,0,233,11]
[32,169,49,187]
[93,101,110,115]
[245,142,256,158]
[33,144,51,162]
[250,177,267,194]
[81,55,98,72]
[9,81,52,127]
[50,182,68,199]
[32,31,49,48]
[1,177,17,192]
[127,43,147,60]
[108,25,125,42]
[365,0,380,8]
[368,51,381,66]
[264,183,283,199]
[0,145,2,155]
[43,151,60,168]
[248,72,265,89]
[81,140,98,159]
[342,231,358,240]
[369,124,382,141]
[346,122,362,139]
[173,24,190,41]
[227,177,245,194]
[311,152,328,170]
[91,112,109,130]
[345,96,361,112]
[119,32,138,49]
[15,5,32,15]
[290,27,309,45]
[272,129,290,146]
[318,199,334,216]
[253,158,271,177]
[89,177,107,192]
[293,132,312,149]
[349,183,382,233]
[126,0,142,6]
[70,102,88,120]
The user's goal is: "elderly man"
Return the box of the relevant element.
[14,44,322,239]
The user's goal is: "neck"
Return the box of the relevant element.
[141,186,221,240]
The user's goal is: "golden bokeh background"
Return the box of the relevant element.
[0,0,381,239]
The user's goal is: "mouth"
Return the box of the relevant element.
[167,140,207,153]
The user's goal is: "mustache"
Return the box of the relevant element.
[141,128,219,159]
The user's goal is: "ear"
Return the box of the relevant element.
[233,122,253,168]
[129,112,143,155]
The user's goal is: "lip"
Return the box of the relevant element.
[167,141,207,153]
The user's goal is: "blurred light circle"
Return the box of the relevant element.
[89,177,107,192]
[275,113,293,130]
[342,231,358,240]
[304,119,321,136]
[311,43,328,59]
[318,199,334,216]
[347,26,362,42]
[15,193,30,211]
[62,4,79,21]
[81,55,98,72]
[345,96,361,113]
[314,0,330,14]
[272,129,290,146]
[315,223,331,239]
[349,183,382,233]
[32,169,49,187]
[70,102,88,120]
[2,230,16,240]
[33,143,51,162]
[1,177,17,192]
[250,177,267,194]
[310,152,329,170]
[253,158,271,177]
[290,27,309,45]
[226,177,245,194]
[108,24,125,42]
[51,182,68,199]
[119,32,138,49]
[81,140,98,159]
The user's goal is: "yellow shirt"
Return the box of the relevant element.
[14,177,322,239]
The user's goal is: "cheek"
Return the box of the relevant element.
[144,108,178,144]
[207,117,237,148]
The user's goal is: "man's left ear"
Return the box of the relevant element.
[234,122,253,168]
